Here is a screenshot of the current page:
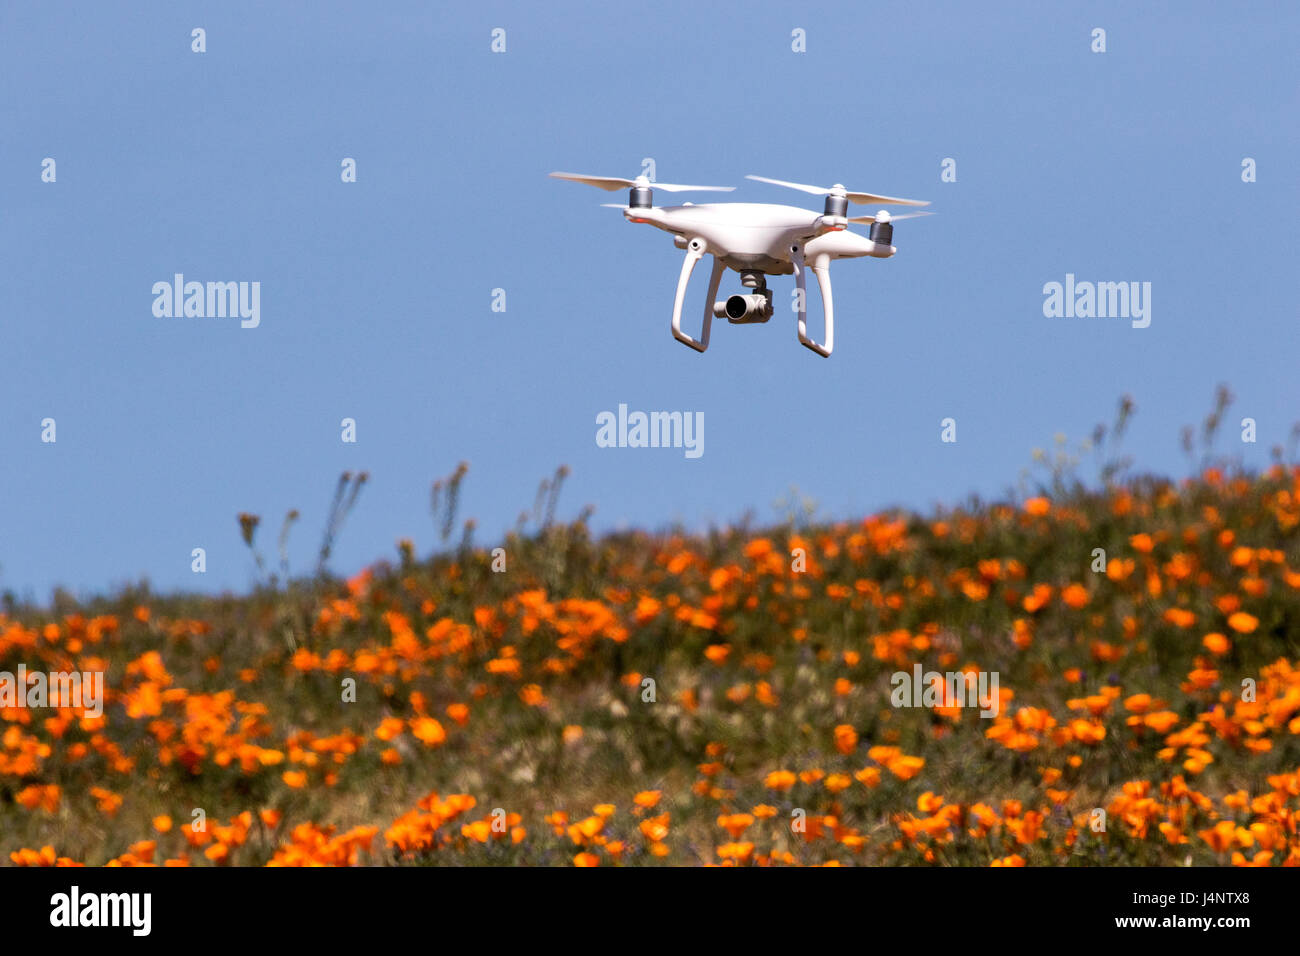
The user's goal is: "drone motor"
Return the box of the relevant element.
[628,185,653,209]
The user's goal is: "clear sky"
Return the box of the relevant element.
[2,1,1297,600]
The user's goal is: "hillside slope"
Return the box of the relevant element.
[4,466,1300,866]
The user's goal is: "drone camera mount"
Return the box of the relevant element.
[715,277,773,323]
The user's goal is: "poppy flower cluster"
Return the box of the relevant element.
[4,464,1300,865]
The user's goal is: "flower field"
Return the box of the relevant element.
[4,463,1300,867]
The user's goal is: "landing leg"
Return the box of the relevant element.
[790,244,834,357]
[671,238,724,353]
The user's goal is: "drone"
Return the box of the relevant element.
[549,171,931,356]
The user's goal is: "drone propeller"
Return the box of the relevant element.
[846,210,934,224]
[840,208,935,246]
[550,172,734,193]
[746,174,929,208]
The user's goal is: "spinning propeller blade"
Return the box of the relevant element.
[646,182,735,193]
[550,171,734,193]
[549,172,636,191]
[743,174,827,196]
[846,211,934,224]
[746,174,929,207]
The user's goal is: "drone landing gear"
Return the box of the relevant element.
[671,238,724,353]
[672,242,825,355]
[791,243,834,357]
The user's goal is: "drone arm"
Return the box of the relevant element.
[671,238,721,353]
[791,245,834,357]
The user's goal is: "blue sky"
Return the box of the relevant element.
[2,1,1297,600]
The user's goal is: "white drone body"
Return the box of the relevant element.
[550,172,931,356]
